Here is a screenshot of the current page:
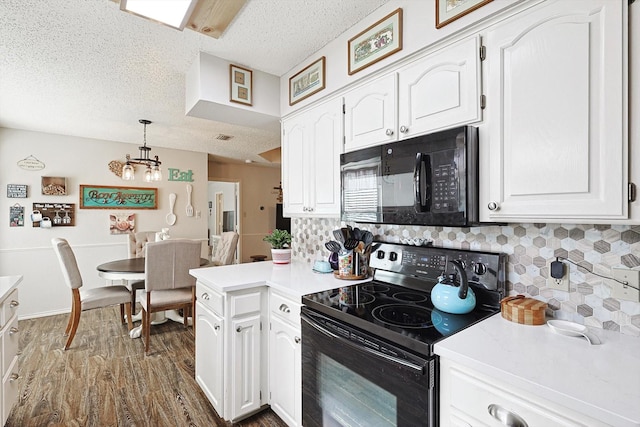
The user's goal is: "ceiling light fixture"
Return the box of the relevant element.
[119,0,198,31]
[122,119,162,182]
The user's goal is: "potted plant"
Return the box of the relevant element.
[263,229,292,264]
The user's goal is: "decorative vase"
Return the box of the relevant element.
[271,248,292,264]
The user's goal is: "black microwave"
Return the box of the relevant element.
[340,125,479,227]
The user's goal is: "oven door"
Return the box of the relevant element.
[301,308,437,427]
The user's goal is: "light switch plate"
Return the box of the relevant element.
[611,268,640,302]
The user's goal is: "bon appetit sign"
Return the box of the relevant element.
[79,185,158,209]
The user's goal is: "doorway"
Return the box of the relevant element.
[208,181,240,263]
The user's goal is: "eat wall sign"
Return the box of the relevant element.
[168,168,194,182]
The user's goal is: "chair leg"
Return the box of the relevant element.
[120,304,126,324]
[125,303,133,331]
[64,290,82,350]
[64,302,75,336]
[142,308,149,354]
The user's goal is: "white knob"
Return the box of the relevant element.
[400,125,409,133]
[488,201,500,211]
[201,293,210,300]
[279,304,290,313]
[9,327,18,335]
[385,129,394,136]
[295,336,301,344]
[10,300,19,308]
[9,373,18,382]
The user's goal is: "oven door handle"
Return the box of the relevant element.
[301,314,426,374]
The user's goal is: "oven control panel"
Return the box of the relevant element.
[370,242,505,292]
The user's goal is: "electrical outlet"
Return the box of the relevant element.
[548,276,569,291]
[611,268,640,302]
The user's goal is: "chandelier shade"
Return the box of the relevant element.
[122,119,162,182]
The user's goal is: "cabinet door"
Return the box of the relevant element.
[484,0,627,221]
[195,301,224,418]
[344,73,397,151]
[269,315,302,427]
[309,97,343,216]
[282,115,309,216]
[398,36,481,138]
[230,315,261,420]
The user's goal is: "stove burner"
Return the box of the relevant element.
[392,292,429,303]
[361,284,390,294]
[371,304,434,329]
[337,289,374,306]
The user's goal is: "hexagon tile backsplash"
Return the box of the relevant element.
[291,218,640,337]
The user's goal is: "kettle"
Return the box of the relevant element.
[431,259,476,314]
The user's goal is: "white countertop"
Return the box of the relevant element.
[190,260,370,299]
[0,275,22,301]
[434,313,640,427]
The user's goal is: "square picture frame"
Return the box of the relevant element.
[348,8,403,75]
[436,0,493,29]
[230,64,253,106]
[289,56,326,106]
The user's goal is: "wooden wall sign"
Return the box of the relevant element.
[32,203,75,227]
[79,185,157,209]
[7,184,28,198]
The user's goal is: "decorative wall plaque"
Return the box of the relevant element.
[7,184,28,198]
[79,185,157,209]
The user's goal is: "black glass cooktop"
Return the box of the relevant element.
[302,280,498,357]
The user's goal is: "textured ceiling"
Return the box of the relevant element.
[0,0,388,164]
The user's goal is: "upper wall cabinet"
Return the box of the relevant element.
[344,36,483,152]
[282,97,343,217]
[483,0,628,222]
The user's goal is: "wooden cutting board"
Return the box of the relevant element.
[500,295,547,325]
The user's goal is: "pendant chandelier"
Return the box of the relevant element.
[122,119,162,182]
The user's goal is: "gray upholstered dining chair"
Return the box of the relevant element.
[211,231,239,266]
[51,238,133,350]
[127,231,157,315]
[141,239,201,354]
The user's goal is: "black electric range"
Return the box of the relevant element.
[302,242,507,357]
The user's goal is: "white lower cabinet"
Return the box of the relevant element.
[1,289,20,425]
[439,358,605,426]
[195,282,267,423]
[268,290,302,427]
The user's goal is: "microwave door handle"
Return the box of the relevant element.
[414,153,431,212]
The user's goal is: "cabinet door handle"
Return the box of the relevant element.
[236,326,244,333]
[201,293,210,300]
[385,129,394,136]
[9,373,19,382]
[487,404,528,427]
[9,327,18,335]
[214,324,220,330]
[400,125,409,134]
[294,336,301,344]
[488,201,500,211]
[10,300,19,308]
[279,304,291,313]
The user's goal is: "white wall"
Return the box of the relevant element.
[0,128,208,318]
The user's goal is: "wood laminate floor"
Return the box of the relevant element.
[6,306,288,427]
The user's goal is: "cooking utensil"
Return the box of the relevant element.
[361,231,374,246]
[333,229,345,243]
[166,193,177,225]
[547,320,600,345]
[186,184,194,217]
[431,260,476,314]
[325,241,342,253]
[343,238,359,251]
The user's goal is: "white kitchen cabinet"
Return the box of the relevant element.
[195,299,224,417]
[1,288,19,425]
[268,290,302,427]
[483,0,628,222]
[439,357,606,426]
[194,282,267,423]
[344,36,482,152]
[282,96,342,217]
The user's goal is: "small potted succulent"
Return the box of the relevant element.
[263,229,292,264]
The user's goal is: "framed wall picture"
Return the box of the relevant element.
[436,0,493,29]
[348,8,403,75]
[289,56,326,106]
[79,185,157,209]
[230,64,253,106]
